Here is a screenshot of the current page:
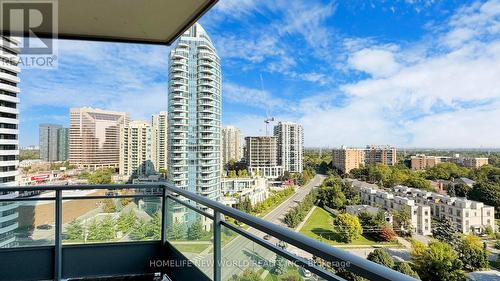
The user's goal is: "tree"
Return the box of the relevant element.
[187,218,204,240]
[404,175,433,191]
[393,262,419,279]
[167,220,187,240]
[332,213,362,243]
[367,249,394,268]
[454,183,471,197]
[237,169,249,177]
[117,212,135,233]
[393,209,412,236]
[485,225,494,236]
[87,217,116,241]
[230,268,261,281]
[432,216,461,249]
[458,235,489,271]
[468,180,500,218]
[317,177,346,209]
[273,243,288,275]
[412,241,466,281]
[380,225,397,242]
[65,219,84,240]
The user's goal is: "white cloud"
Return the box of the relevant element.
[348,48,400,78]
[223,83,287,111]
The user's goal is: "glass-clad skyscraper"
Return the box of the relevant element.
[167,23,221,202]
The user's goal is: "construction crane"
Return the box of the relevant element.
[264,116,274,136]
[260,74,275,136]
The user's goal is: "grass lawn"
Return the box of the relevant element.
[299,207,399,246]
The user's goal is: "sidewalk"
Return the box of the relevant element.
[295,206,316,232]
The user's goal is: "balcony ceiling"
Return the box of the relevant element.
[2,0,218,45]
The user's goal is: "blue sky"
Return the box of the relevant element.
[19,0,500,148]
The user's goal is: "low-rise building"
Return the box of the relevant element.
[410,154,489,170]
[221,177,269,207]
[393,185,495,234]
[358,185,432,235]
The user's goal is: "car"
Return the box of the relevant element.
[263,234,271,240]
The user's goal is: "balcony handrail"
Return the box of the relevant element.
[0,183,417,281]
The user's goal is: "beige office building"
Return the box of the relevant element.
[69,108,129,170]
[152,112,168,172]
[222,126,242,165]
[365,145,397,166]
[332,147,365,173]
[119,121,154,177]
[245,136,283,179]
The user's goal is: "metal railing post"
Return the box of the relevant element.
[213,210,221,281]
[54,189,62,281]
[161,187,168,246]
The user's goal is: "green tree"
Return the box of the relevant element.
[332,213,362,243]
[458,235,489,271]
[230,268,261,281]
[468,180,500,218]
[87,217,116,241]
[393,209,412,236]
[187,218,204,240]
[65,219,84,240]
[367,248,394,268]
[117,212,135,233]
[412,241,466,281]
[432,216,461,249]
[317,181,346,209]
[393,262,420,279]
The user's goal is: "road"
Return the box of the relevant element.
[193,174,326,280]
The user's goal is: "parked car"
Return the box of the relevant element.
[263,234,271,240]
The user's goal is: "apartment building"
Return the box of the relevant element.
[364,145,397,166]
[167,23,221,201]
[221,177,269,207]
[358,186,432,235]
[0,36,20,248]
[394,185,495,234]
[39,124,69,162]
[119,121,154,178]
[39,124,61,162]
[332,147,365,174]
[274,122,304,173]
[461,157,489,168]
[69,108,129,170]
[57,128,69,161]
[245,136,283,179]
[151,112,168,172]
[222,126,242,165]
[411,154,489,170]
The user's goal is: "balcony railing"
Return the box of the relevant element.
[0,183,417,281]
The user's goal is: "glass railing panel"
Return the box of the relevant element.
[0,198,55,248]
[166,197,214,280]
[220,225,325,281]
[62,195,162,244]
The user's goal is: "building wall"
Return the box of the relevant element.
[151,112,168,172]
[167,23,221,202]
[0,36,20,248]
[245,136,282,179]
[274,122,304,173]
[411,154,489,170]
[359,186,432,235]
[222,126,241,165]
[365,145,397,166]
[119,121,154,178]
[39,124,61,162]
[57,127,69,161]
[69,108,129,170]
[332,147,365,174]
[394,185,495,234]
